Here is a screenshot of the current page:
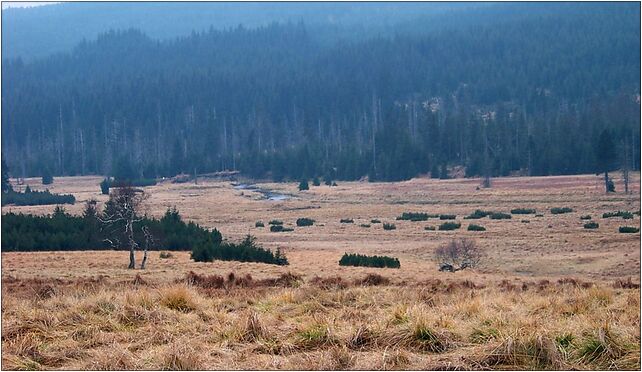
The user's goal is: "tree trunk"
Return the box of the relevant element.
[128,247,136,269]
[140,249,148,269]
[604,171,610,193]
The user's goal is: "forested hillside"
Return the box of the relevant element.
[2,3,640,182]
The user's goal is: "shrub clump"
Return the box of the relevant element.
[619,226,639,233]
[439,214,456,220]
[383,223,396,230]
[340,218,354,224]
[268,220,283,225]
[464,210,493,219]
[584,222,599,229]
[370,219,381,224]
[603,211,634,219]
[397,212,429,221]
[191,235,289,265]
[580,215,592,220]
[438,222,461,231]
[424,226,435,231]
[159,251,173,259]
[296,218,315,227]
[2,188,75,206]
[355,273,390,286]
[489,212,511,220]
[551,207,573,214]
[360,224,371,228]
[339,253,400,269]
[270,225,294,233]
[298,180,309,191]
[467,224,486,231]
[511,208,536,214]
[255,221,265,228]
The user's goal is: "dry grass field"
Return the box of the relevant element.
[2,173,641,369]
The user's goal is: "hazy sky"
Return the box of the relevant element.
[2,2,58,10]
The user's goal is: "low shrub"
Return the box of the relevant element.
[360,224,371,228]
[298,180,309,191]
[438,222,461,231]
[397,212,430,221]
[580,215,592,220]
[424,226,436,231]
[371,219,381,224]
[584,222,599,229]
[464,210,493,219]
[296,218,315,227]
[268,220,283,225]
[270,225,294,232]
[312,177,321,186]
[255,221,265,228]
[489,212,511,220]
[159,251,174,259]
[339,253,400,268]
[511,208,536,214]
[535,214,544,217]
[619,226,639,233]
[340,218,354,224]
[603,211,634,219]
[439,214,456,220]
[383,223,396,230]
[355,273,390,286]
[521,220,530,223]
[100,178,110,195]
[1,189,75,206]
[467,224,486,231]
[551,207,573,214]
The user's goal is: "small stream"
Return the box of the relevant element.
[233,183,291,201]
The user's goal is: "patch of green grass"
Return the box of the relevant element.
[470,327,500,343]
[555,333,575,349]
[412,324,448,353]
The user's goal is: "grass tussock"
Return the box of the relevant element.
[354,273,390,286]
[159,286,198,312]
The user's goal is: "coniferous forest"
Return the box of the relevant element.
[2,3,640,182]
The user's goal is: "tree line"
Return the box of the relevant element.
[2,4,639,183]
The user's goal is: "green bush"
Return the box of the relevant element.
[339,253,400,269]
[340,218,354,224]
[603,211,634,219]
[255,221,265,228]
[511,208,536,214]
[100,178,110,195]
[619,226,639,233]
[535,214,544,217]
[551,207,573,214]
[521,220,530,223]
[467,224,486,231]
[580,215,592,220]
[1,189,75,206]
[268,220,283,225]
[583,222,599,229]
[464,210,492,219]
[298,180,309,191]
[439,214,456,220]
[397,212,430,221]
[296,218,315,227]
[489,212,511,220]
[192,234,288,265]
[312,177,321,186]
[371,219,381,224]
[270,225,294,232]
[424,226,436,231]
[438,222,461,231]
[360,224,371,228]
[42,172,53,185]
[383,223,396,230]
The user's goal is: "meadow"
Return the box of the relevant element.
[1,173,640,369]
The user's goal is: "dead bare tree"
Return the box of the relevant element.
[100,185,149,269]
[435,238,484,272]
[140,226,155,269]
